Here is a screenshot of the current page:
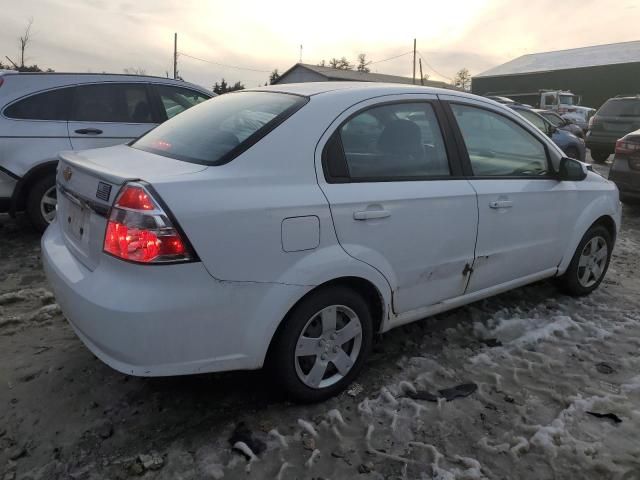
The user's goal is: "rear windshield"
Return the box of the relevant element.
[598,99,640,117]
[133,91,307,165]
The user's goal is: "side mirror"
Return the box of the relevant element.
[558,157,587,181]
[547,124,557,137]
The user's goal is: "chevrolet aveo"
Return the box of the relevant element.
[43,83,621,402]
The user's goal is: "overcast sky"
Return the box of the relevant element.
[1,0,638,90]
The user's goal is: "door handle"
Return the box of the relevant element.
[489,200,513,209]
[74,128,103,135]
[353,209,391,220]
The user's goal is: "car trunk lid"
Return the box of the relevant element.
[56,145,207,271]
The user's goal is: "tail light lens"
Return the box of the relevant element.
[588,116,598,128]
[615,138,640,155]
[103,183,195,264]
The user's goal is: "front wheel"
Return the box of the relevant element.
[557,225,612,296]
[26,173,57,233]
[269,286,373,402]
[590,150,609,164]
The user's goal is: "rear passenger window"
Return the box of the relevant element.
[339,103,450,180]
[4,88,72,120]
[156,85,210,119]
[451,104,549,177]
[71,84,153,123]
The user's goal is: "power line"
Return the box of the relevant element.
[178,52,271,73]
[369,50,413,65]
[417,51,452,82]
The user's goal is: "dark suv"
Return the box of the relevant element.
[608,129,640,204]
[586,95,640,163]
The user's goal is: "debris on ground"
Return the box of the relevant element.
[586,411,623,424]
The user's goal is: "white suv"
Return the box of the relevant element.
[42,83,620,402]
[0,71,211,230]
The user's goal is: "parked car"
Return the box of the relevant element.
[0,71,212,231]
[587,95,640,164]
[43,83,620,402]
[535,109,584,139]
[562,108,595,133]
[608,129,640,204]
[508,105,586,161]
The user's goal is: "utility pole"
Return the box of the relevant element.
[412,38,416,84]
[299,44,303,63]
[173,33,178,80]
[419,58,424,86]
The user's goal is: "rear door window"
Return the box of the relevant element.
[133,91,307,165]
[598,99,640,117]
[4,87,73,120]
[156,85,210,119]
[338,102,450,180]
[71,83,154,123]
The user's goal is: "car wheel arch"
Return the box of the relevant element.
[558,206,618,275]
[262,275,386,369]
[10,160,58,215]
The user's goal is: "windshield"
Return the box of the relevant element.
[517,109,548,132]
[598,99,640,117]
[559,94,575,105]
[133,91,308,165]
[541,112,563,127]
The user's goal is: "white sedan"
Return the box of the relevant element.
[42,82,620,402]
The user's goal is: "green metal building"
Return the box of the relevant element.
[472,41,640,109]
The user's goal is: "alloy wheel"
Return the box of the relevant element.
[40,186,57,224]
[577,236,608,288]
[294,305,363,389]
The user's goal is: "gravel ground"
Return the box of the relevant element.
[1,161,639,480]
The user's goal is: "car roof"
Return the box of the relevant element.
[249,81,469,98]
[0,72,212,103]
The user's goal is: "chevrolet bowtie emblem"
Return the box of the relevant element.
[63,166,72,181]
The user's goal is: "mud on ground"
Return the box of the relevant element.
[1,168,640,479]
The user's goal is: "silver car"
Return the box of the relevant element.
[0,71,211,230]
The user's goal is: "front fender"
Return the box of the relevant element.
[557,189,620,274]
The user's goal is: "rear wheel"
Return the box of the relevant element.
[270,286,373,402]
[558,225,612,296]
[590,150,609,164]
[26,173,57,233]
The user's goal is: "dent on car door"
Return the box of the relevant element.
[67,83,157,150]
[447,101,576,292]
[318,98,478,315]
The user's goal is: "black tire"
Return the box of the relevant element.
[590,150,609,164]
[557,224,612,296]
[564,147,580,160]
[26,173,57,233]
[269,286,374,403]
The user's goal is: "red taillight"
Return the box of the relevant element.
[615,138,640,155]
[115,185,156,210]
[103,183,193,264]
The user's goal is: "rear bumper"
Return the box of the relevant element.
[42,220,308,376]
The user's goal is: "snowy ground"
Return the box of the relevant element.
[1,162,640,480]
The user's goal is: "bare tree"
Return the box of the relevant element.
[19,17,34,68]
[123,67,147,75]
[453,68,472,91]
[356,54,371,73]
[328,57,353,70]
